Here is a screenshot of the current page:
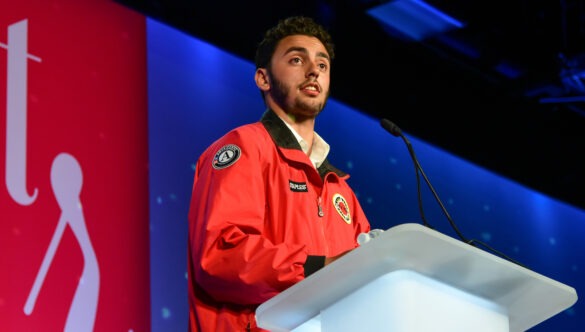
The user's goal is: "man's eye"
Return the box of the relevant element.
[291,57,302,64]
[319,63,328,70]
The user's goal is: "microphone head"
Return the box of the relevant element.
[380,118,402,137]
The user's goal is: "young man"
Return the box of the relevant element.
[187,16,371,331]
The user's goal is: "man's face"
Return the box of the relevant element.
[267,35,331,119]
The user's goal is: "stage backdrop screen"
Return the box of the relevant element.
[146,18,583,332]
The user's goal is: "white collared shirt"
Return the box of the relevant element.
[282,121,330,169]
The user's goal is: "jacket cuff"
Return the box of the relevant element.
[304,255,325,277]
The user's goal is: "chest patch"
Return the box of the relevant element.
[212,144,241,169]
[289,180,308,192]
[332,193,351,224]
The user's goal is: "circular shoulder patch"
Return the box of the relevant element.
[332,193,351,224]
[212,144,241,169]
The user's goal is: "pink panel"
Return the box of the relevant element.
[0,1,149,331]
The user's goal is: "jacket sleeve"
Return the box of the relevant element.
[188,127,308,306]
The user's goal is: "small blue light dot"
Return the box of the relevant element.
[162,307,172,319]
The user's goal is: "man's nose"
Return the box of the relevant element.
[306,62,320,78]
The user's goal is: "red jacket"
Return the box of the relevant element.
[188,110,371,331]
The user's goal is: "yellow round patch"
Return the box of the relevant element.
[332,193,351,224]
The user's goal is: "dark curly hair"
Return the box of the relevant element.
[254,16,335,70]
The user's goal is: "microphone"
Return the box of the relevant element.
[381,118,468,241]
[380,118,402,137]
[380,118,528,267]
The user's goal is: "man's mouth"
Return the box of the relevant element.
[301,83,320,94]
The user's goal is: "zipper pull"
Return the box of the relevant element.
[317,196,324,217]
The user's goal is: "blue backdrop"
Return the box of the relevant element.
[146,19,583,331]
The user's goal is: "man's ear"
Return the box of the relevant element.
[255,68,270,92]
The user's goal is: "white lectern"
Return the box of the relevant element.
[256,223,578,332]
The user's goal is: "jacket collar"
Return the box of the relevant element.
[260,109,347,178]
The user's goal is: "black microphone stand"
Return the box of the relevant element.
[380,118,527,268]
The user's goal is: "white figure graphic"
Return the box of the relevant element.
[3,19,101,330]
[2,19,40,205]
[24,153,100,331]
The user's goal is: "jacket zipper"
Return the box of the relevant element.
[317,196,324,217]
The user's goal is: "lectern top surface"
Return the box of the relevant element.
[256,223,578,332]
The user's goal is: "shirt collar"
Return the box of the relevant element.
[281,118,330,169]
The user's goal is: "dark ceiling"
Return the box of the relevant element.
[116,0,585,210]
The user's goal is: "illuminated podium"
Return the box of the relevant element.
[256,223,578,332]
